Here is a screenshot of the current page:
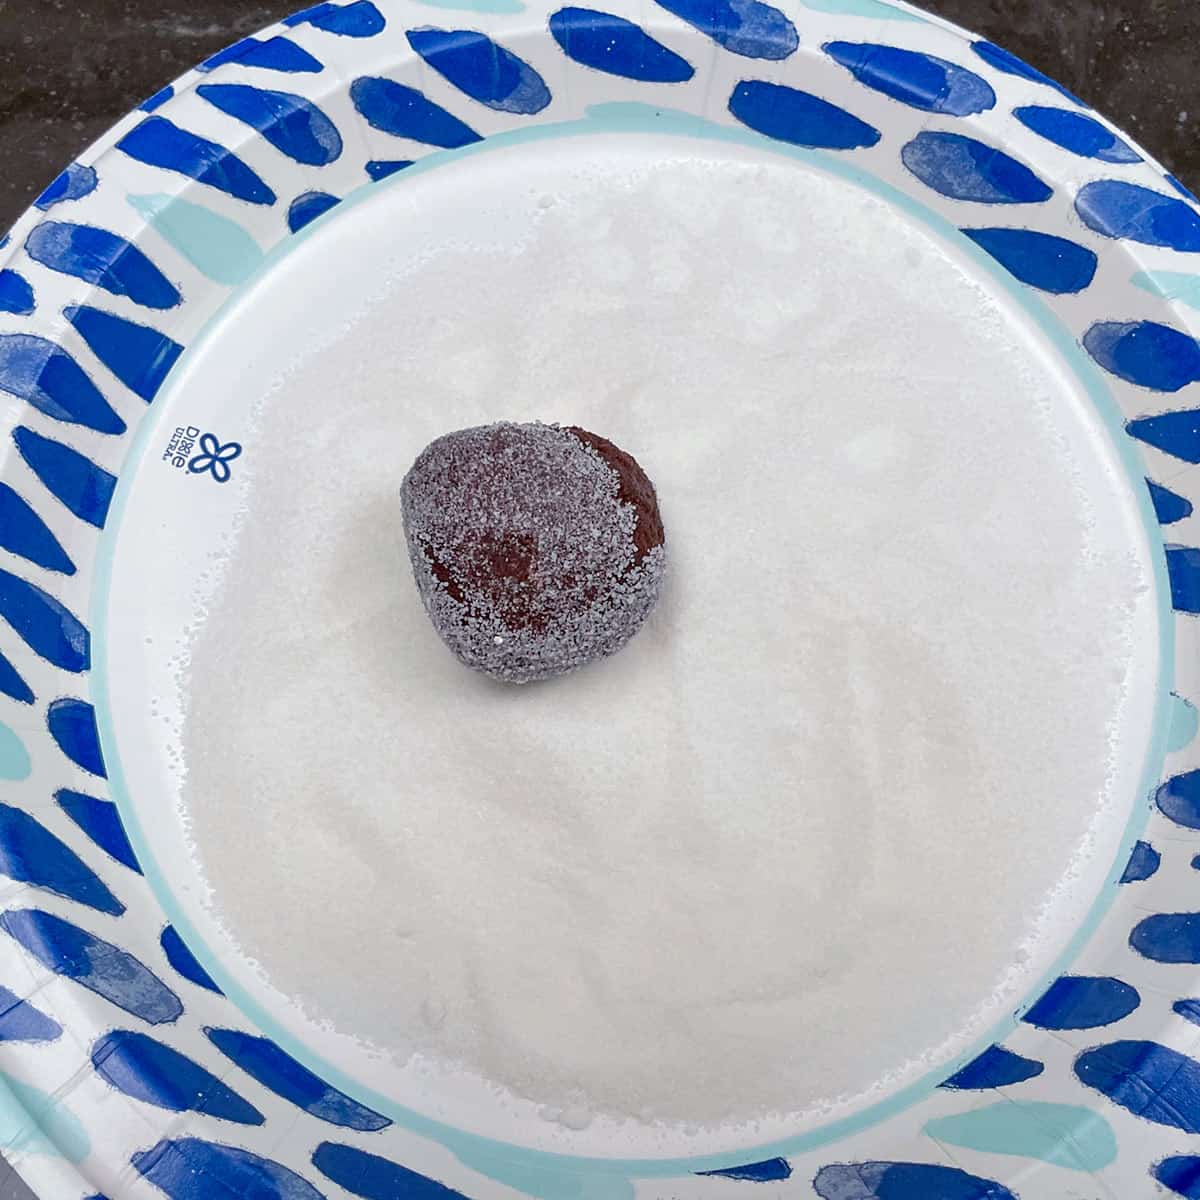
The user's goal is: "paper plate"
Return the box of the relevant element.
[2,1,1200,1196]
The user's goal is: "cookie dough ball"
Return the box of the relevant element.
[401,422,666,683]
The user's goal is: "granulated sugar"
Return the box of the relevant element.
[176,139,1157,1135]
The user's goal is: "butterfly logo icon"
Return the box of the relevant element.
[187,433,243,484]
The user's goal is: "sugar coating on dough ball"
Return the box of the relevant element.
[401,422,666,683]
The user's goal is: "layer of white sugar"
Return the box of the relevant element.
[171,137,1158,1138]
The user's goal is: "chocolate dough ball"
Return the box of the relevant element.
[401,422,666,683]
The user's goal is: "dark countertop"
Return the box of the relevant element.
[0,2,1196,1199]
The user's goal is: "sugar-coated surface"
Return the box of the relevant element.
[178,141,1156,1134]
[401,422,665,683]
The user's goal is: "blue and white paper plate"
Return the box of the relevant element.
[3,1,1200,1197]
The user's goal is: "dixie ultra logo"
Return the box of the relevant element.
[163,426,243,484]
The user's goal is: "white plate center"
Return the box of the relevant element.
[102,132,1160,1157]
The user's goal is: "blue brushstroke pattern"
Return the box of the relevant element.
[0,483,74,574]
[0,335,125,435]
[1174,999,1200,1027]
[0,270,34,315]
[901,131,1051,204]
[196,84,343,166]
[0,908,182,1024]
[0,986,61,1043]
[813,1161,1016,1199]
[1131,912,1200,962]
[159,925,222,994]
[940,1043,1044,1090]
[1085,321,1200,392]
[25,221,180,309]
[1149,480,1195,524]
[288,191,341,233]
[1023,975,1140,1030]
[199,36,324,74]
[12,426,116,528]
[0,803,123,915]
[34,163,99,210]
[1171,567,1200,622]
[971,40,1079,101]
[549,8,695,82]
[134,1138,326,1200]
[1076,1040,1200,1131]
[206,1028,390,1130]
[824,42,994,115]
[365,160,412,181]
[728,80,879,149]
[1168,547,1200,612]
[1128,410,1200,464]
[93,1031,263,1124]
[55,789,140,873]
[0,568,89,673]
[64,305,183,403]
[962,226,1096,293]
[47,697,106,777]
[117,116,277,206]
[140,85,174,113]
[0,652,33,705]
[1166,547,1200,604]
[1076,180,1200,251]
[284,0,386,37]
[350,78,481,147]
[406,28,551,114]
[1170,175,1200,203]
[1120,839,1161,883]
[1156,1156,1200,1199]
[312,1142,465,1199]
[653,0,797,60]
[1158,769,1200,826]
[1014,105,1139,163]
[697,1157,791,1182]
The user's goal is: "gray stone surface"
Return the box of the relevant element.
[0,0,1196,1197]
[931,0,1198,185]
[0,1159,32,1200]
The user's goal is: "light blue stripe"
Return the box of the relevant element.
[0,1072,90,1163]
[128,193,264,287]
[1132,269,1200,312]
[1169,693,1199,752]
[0,721,31,781]
[925,1101,1117,1172]
[799,0,925,21]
